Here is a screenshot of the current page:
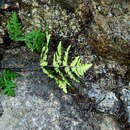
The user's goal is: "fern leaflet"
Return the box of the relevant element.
[70,57,92,78]
[63,45,80,83]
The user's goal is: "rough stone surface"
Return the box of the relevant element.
[120,88,130,124]
[87,88,119,114]
[0,46,121,129]
[0,26,5,44]
[0,101,4,116]
[99,115,120,130]
[0,0,129,129]
[88,0,129,65]
[51,0,80,11]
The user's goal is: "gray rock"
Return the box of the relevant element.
[87,88,119,114]
[99,115,120,130]
[0,26,5,44]
[0,0,128,129]
[0,102,4,116]
[0,71,98,129]
[120,88,130,124]
[51,0,79,11]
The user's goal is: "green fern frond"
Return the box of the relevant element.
[7,12,24,41]
[42,67,56,79]
[7,12,92,94]
[40,32,92,93]
[56,41,62,66]
[0,69,20,96]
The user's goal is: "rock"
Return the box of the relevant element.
[85,0,130,66]
[87,88,119,114]
[0,0,19,9]
[51,0,79,11]
[19,0,82,40]
[0,0,129,129]
[99,115,120,130]
[120,88,130,126]
[0,26,5,44]
[0,102,4,116]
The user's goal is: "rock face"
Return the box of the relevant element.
[0,0,129,129]
[0,27,5,44]
[120,89,130,128]
[99,115,120,130]
[0,45,121,129]
[87,0,129,65]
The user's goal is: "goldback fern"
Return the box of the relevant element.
[40,32,92,93]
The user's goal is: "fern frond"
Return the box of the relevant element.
[40,31,92,93]
[7,12,24,41]
[63,45,80,83]
[56,41,62,65]
[42,66,68,93]
[0,69,20,96]
[42,67,56,79]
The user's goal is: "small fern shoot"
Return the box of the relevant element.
[7,12,24,41]
[25,30,45,53]
[7,12,46,53]
[0,69,20,96]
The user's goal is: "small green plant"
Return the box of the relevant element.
[7,12,45,53]
[25,30,45,52]
[0,69,20,96]
[40,32,92,93]
[7,12,24,41]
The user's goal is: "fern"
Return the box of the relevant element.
[7,12,24,41]
[40,32,92,93]
[0,69,20,96]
